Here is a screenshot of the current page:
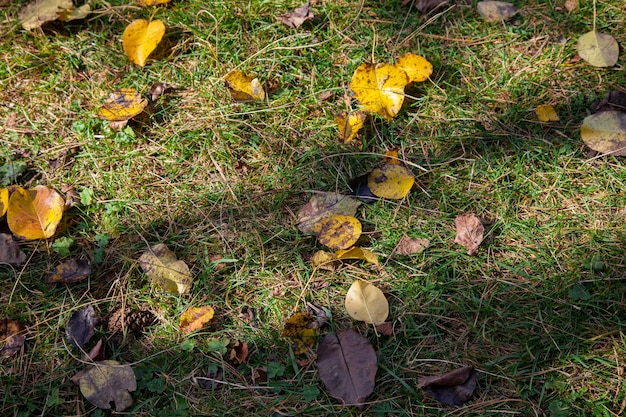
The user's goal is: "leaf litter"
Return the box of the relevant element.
[418,365,477,405]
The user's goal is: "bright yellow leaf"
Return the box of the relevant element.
[336,247,379,265]
[224,70,265,102]
[97,88,147,122]
[138,0,170,5]
[281,312,320,354]
[368,164,415,199]
[7,185,65,240]
[334,111,366,142]
[122,19,165,67]
[394,53,433,83]
[350,63,408,120]
[536,104,559,122]
[180,306,215,334]
[580,110,626,156]
[0,188,8,217]
[312,215,362,250]
[345,280,389,325]
[138,244,193,294]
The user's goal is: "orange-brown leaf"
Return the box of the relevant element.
[7,185,65,240]
[180,306,215,334]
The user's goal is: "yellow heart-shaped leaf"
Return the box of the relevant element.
[312,215,362,250]
[368,164,415,199]
[394,53,433,83]
[98,88,147,122]
[345,280,389,325]
[224,70,265,102]
[123,19,165,67]
[7,185,65,240]
[350,63,408,120]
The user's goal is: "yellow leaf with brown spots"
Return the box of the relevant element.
[368,164,414,199]
[180,306,215,334]
[7,185,65,240]
[312,215,361,250]
[350,63,408,120]
[394,53,432,83]
[97,88,147,122]
[281,311,320,354]
[334,111,366,142]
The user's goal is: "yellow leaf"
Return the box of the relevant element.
[350,63,408,120]
[224,70,265,102]
[0,188,8,217]
[345,280,389,325]
[382,148,401,165]
[368,164,415,199]
[138,0,170,5]
[296,192,361,234]
[180,306,215,334]
[580,110,626,156]
[7,186,64,240]
[310,250,337,268]
[98,88,147,122]
[577,31,619,68]
[394,53,433,83]
[312,215,362,250]
[122,19,165,67]
[281,312,320,354]
[336,247,379,265]
[138,244,193,294]
[334,111,366,142]
[535,104,559,122]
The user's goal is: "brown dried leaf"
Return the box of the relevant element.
[395,236,430,255]
[401,0,449,12]
[0,233,27,266]
[454,214,484,255]
[0,318,26,358]
[477,1,517,23]
[316,329,377,407]
[418,366,477,405]
[375,321,393,336]
[229,340,249,365]
[66,305,99,348]
[48,259,92,283]
[278,2,313,29]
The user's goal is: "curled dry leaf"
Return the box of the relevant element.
[296,192,361,233]
[229,340,249,364]
[594,91,626,113]
[281,311,320,354]
[345,280,389,325]
[395,236,430,255]
[180,306,215,334]
[19,0,89,30]
[580,111,626,156]
[418,365,477,405]
[316,329,377,407]
[123,19,166,67]
[577,31,619,68]
[0,318,27,358]
[48,259,92,283]
[312,215,362,250]
[336,247,379,265]
[335,111,366,143]
[224,70,265,102]
[66,304,99,348]
[138,244,193,294]
[278,1,313,29]
[476,1,517,23]
[98,88,148,123]
[454,214,485,255]
[76,360,137,411]
[0,233,27,266]
[7,185,65,240]
[536,104,559,122]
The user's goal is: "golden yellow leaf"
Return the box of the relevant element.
[336,247,379,265]
[345,280,389,325]
[0,188,8,217]
[180,306,215,334]
[138,0,170,5]
[312,215,362,250]
[281,312,320,354]
[97,88,147,122]
[138,244,192,294]
[224,70,265,102]
[334,111,366,142]
[368,164,415,199]
[122,19,165,67]
[350,63,408,120]
[394,53,433,83]
[310,250,337,268]
[577,31,619,68]
[7,185,64,240]
[580,110,626,156]
[535,104,560,122]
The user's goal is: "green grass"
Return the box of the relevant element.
[1,0,626,415]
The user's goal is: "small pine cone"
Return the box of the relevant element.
[108,308,156,335]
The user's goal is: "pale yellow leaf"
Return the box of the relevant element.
[18,0,73,30]
[122,19,166,67]
[580,110,626,156]
[57,4,90,22]
[224,70,265,102]
[345,280,389,325]
[535,104,559,122]
[138,244,192,294]
[350,63,408,120]
[577,31,619,68]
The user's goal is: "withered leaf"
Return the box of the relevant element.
[139,244,192,294]
[0,318,27,358]
[594,90,626,113]
[229,340,249,365]
[375,321,393,336]
[418,365,477,405]
[454,214,484,255]
[316,329,377,407]
[395,236,430,255]
[281,311,320,354]
[401,0,448,12]
[66,305,98,348]
[297,192,361,233]
[48,259,92,283]
[278,2,313,29]
[0,233,27,266]
[477,1,517,23]
[75,360,137,411]
[180,306,215,334]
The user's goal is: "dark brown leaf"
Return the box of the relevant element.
[0,233,27,266]
[375,321,393,336]
[418,365,477,405]
[278,2,313,29]
[66,305,98,348]
[454,214,484,255]
[83,339,106,362]
[0,318,27,358]
[48,259,92,283]
[594,90,626,113]
[316,329,377,407]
